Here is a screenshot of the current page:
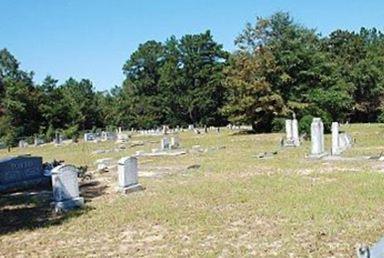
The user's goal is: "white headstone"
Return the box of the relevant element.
[339,133,352,152]
[170,136,180,149]
[95,158,113,171]
[285,119,293,140]
[117,156,143,194]
[162,125,169,135]
[84,133,95,142]
[51,164,84,212]
[331,122,340,155]
[188,124,194,130]
[292,119,300,146]
[18,140,27,148]
[310,118,326,157]
[161,137,170,150]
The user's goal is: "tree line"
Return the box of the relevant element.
[1,12,384,145]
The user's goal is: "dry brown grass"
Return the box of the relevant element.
[1,124,384,256]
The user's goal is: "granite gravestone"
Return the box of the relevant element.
[51,164,84,212]
[310,118,326,158]
[0,156,48,193]
[101,131,117,141]
[284,117,300,147]
[117,156,143,194]
[161,137,170,150]
[292,118,300,146]
[170,136,180,149]
[83,133,95,142]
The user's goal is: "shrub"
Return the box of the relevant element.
[271,117,286,132]
[299,115,314,136]
[63,125,79,139]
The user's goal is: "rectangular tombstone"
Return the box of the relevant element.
[54,132,62,144]
[284,119,300,147]
[34,137,44,147]
[0,156,49,193]
[95,158,113,171]
[285,119,293,140]
[170,136,180,149]
[101,131,117,141]
[310,118,326,158]
[292,119,300,146]
[84,133,95,142]
[331,122,340,155]
[51,164,84,212]
[338,133,352,152]
[117,156,143,194]
[161,137,170,150]
[188,124,194,130]
[19,140,28,148]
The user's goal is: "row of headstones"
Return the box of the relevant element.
[310,118,352,157]
[161,136,180,150]
[84,131,130,143]
[52,156,142,212]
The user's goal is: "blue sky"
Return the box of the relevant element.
[1,0,383,90]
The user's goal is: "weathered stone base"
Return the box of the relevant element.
[308,152,328,159]
[51,197,84,213]
[119,184,144,194]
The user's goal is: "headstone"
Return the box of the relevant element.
[188,124,194,130]
[84,133,95,142]
[285,119,293,140]
[116,132,129,143]
[292,118,300,146]
[101,131,117,141]
[0,155,48,193]
[331,122,340,155]
[51,164,84,212]
[170,136,180,149]
[284,117,300,147]
[54,131,61,144]
[95,158,114,171]
[162,125,169,135]
[33,136,44,147]
[338,133,352,152]
[357,236,384,258]
[331,122,352,155]
[161,137,170,150]
[309,118,326,158]
[117,156,143,194]
[18,140,27,148]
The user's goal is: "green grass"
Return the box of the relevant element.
[1,124,384,256]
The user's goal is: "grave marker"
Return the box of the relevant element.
[309,118,326,158]
[0,155,48,193]
[117,156,143,194]
[51,164,84,212]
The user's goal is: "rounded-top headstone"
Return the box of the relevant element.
[51,164,80,202]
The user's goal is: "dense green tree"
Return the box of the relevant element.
[2,12,384,143]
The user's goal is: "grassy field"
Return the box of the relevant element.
[1,124,384,257]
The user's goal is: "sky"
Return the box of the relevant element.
[1,0,384,91]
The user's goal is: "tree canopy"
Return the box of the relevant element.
[2,12,384,145]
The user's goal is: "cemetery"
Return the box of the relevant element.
[1,123,384,256]
[2,1,384,256]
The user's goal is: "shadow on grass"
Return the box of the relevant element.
[0,180,108,235]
